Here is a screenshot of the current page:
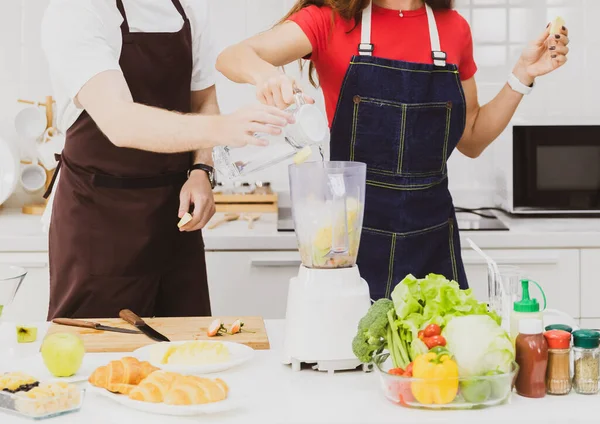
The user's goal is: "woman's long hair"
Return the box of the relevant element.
[278,0,454,86]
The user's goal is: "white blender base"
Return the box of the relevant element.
[282,266,372,374]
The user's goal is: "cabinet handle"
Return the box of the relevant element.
[462,257,559,266]
[250,259,302,268]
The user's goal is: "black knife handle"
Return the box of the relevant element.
[53,318,98,329]
[119,309,145,326]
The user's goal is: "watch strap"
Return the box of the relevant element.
[189,163,216,188]
[508,72,534,95]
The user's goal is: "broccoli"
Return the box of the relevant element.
[352,299,395,364]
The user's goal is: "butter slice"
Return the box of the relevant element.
[294,146,312,164]
[177,212,192,228]
[550,16,565,35]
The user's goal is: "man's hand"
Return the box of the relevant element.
[178,171,215,232]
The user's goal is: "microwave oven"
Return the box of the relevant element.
[496,123,600,216]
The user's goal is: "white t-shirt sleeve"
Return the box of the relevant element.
[41,0,122,102]
[184,0,217,91]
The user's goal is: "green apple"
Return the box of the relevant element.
[460,379,492,403]
[41,333,85,377]
[0,305,4,317]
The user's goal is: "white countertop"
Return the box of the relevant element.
[0,320,596,424]
[3,206,600,253]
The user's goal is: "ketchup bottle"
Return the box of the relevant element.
[515,318,548,398]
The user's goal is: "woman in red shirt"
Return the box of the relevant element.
[217,0,569,299]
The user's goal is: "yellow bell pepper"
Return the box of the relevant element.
[410,351,459,405]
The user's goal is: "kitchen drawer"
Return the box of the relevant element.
[0,252,49,322]
[205,251,301,319]
[580,249,600,318]
[461,249,580,318]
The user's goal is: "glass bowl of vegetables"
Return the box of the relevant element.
[373,352,519,410]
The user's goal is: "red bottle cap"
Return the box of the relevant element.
[544,330,571,349]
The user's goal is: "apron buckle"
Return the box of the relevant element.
[432,51,447,67]
[358,43,374,56]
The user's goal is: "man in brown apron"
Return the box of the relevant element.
[44,0,286,319]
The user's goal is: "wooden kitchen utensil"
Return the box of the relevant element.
[243,213,261,229]
[46,316,270,353]
[207,212,239,229]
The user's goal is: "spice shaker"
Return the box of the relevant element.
[543,330,572,395]
[572,330,600,395]
[515,318,548,398]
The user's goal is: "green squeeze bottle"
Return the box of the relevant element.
[510,279,547,343]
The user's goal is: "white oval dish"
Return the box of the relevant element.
[131,340,255,374]
[88,385,245,416]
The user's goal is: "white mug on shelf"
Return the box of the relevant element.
[20,163,47,194]
[37,127,64,171]
[14,104,47,141]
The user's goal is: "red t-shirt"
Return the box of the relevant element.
[289,5,477,126]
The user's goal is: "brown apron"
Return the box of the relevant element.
[47,0,211,319]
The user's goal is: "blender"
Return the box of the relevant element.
[282,161,371,373]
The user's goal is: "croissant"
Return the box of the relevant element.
[163,376,228,406]
[128,371,180,403]
[88,357,158,394]
[128,373,229,405]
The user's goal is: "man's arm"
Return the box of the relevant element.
[76,71,292,152]
[190,85,220,167]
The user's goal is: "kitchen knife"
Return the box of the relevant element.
[52,318,142,335]
[119,309,170,342]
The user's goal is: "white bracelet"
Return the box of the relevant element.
[508,73,534,95]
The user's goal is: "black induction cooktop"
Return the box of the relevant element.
[276,209,509,232]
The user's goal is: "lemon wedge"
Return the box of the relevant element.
[177,212,192,228]
[550,16,565,35]
[294,146,313,164]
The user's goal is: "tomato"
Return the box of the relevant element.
[388,380,415,405]
[388,367,405,376]
[423,324,442,338]
[423,335,447,349]
[404,362,414,377]
[418,330,425,340]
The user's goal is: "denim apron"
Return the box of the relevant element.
[330,3,468,300]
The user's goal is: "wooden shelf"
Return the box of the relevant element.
[214,193,278,213]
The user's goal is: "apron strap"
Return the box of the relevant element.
[359,2,374,56]
[425,4,446,67]
[358,2,447,67]
[115,0,130,34]
[170,0,189,22]
[43,154,61,200]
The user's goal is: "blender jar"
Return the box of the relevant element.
[213,93,329,180]
[289,161,366,269]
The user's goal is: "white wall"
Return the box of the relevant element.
[1,0,598,208]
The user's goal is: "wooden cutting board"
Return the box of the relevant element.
[45,316,270,353]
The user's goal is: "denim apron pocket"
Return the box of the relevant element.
[351,96,452,177]
[359,219,461,300]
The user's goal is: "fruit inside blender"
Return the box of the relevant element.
[296,197,362,269]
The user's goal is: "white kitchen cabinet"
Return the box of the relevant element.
[580,249,600,318]
[461,249,580,319]
[205,251,301,319]
[0,252,49,322]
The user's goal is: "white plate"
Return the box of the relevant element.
[0,138,19,206]
[4,352,125,384]
[131,340,255,375]
[88,385,245,416]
